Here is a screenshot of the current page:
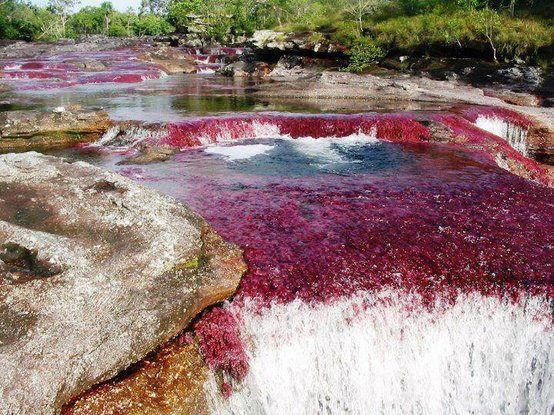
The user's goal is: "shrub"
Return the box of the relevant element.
[345,38,386,72]
[372,10,553,61]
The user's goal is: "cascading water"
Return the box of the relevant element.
[59,112,553,414]
[181,47,244,74]
[204,295,552,415]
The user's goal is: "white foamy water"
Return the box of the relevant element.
[205,144,274,160]
[95,125,166,149]
[205,293,553,415]
[291,131,379,163]
[475,116,529,156]
[196,122,282,146]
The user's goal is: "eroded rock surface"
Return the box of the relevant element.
[0,106,110,151]
[0,152,245,415]
[63,332,210,415]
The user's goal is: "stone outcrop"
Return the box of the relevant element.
[0,152,245,415]
[139,46,198,74]
[250,30,345,55]
[0,106,110,151]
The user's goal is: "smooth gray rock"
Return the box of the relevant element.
[0,152,245,415]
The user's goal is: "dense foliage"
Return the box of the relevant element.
[0,0,552,64]
[0,0,173,40]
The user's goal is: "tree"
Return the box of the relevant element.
[140,0,169,15]
[99,2,114,34]
[473,7,501,61]
[48,0,80,37]
[344,0,387,34]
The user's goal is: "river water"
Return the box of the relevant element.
[2,50,553,415]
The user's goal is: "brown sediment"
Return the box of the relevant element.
[62,334,210,415]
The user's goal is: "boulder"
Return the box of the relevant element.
[219,60,251,77]
[118,145,179,165]
[250,30,346,55]
[63,333,210,415]
[497,65,543,88]
[0,106,110,151]
[67,59,107,72]
[0,153,245,415]
[139,46,198,74]
[268,55,320,81]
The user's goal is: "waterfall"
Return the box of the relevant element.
[204,293,553,415]
[474,115,529,156]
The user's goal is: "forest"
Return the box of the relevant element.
[1,0,552,63]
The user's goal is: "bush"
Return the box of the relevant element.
[345,38,386,72]
[133,14,174,36]
[372,10,553,61]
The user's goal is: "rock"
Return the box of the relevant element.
[483,89,540,107]
[251,30,294,51]
[498,66,543,87]
[0,107,110,151]
[67,59,107,72]
[0,152,245,415]
[138,46,198,74]
[219,60,251,77]
[444,71,459,82]
[118,145,179,165]
[63,333,210,415]
[250,30,346,55]
[268,55,320,81]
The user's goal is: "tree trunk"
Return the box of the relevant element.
[486,34,497,62]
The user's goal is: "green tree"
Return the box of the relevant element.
[48,0,80,37]
[472,7,501,61]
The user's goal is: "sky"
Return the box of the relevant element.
[30,0,142,12]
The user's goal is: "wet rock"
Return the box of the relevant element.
[139,46,198,74]
[63,333,210,415]
[0,106,110,151]
[67,59,107,72]
[483,89,540,107]
[118,146,179,165]
[0,152,245,415]
[219,60,251,77]
[0,37,142,60]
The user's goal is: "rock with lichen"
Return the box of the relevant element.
[0,152,245,415]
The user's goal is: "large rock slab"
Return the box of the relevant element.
[0,107,110,151]
[0,152,245,415]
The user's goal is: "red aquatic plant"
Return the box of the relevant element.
[458,105,533,128]
[163,113,431,148]
[194,307,249,382]
[431,113,550,185]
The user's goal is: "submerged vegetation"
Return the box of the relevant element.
[0,0,552,63]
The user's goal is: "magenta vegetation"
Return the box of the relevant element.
[0,50,163,89]
[105,109,554,386]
